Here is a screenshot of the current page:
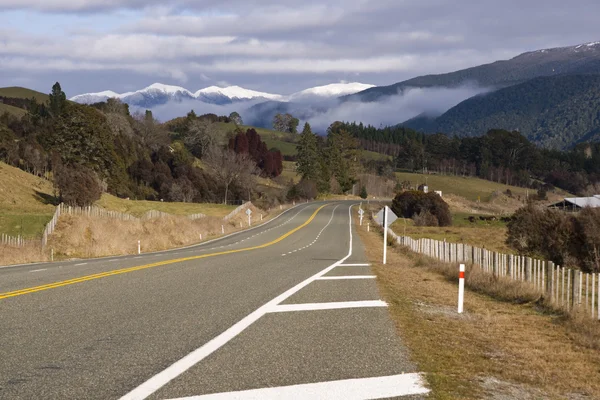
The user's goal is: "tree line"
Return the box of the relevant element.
[292,121,361,198]
[0,83,280,207]
[338,122,600,195]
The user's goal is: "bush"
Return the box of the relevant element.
[391,190,452,227]
[360,186,368,199]
[507,205,600,272]
[55,165,102,206]
[413,210,439,227]
[288,179,317,201]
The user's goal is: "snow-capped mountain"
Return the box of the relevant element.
[195,86,284,102]
[70,82,372,108]
[70,90,122,104]
[288,82,376,100]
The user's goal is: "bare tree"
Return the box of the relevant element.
[184,119,221,157]
[132,110,170,151]
[203,145,257,204]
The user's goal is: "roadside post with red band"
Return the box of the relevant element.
[458,263,465,313]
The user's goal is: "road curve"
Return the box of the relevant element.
[0,202,427,399]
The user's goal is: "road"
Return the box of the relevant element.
[0,202,429,399]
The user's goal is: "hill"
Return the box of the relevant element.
[0,103,26,117]
[345,41,600,103]
[0,162,57,238]
[402,74,600,149]
[0,87,49,103]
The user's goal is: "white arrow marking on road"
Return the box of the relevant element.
[163,373,429,399]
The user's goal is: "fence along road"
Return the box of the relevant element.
[0,202,428,400]
[373,211,600,321]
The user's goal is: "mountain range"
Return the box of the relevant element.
[70,82,375,108]
[345,41,600,103]
[68,41,600,149]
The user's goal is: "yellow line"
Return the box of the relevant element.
[0,204,329,301]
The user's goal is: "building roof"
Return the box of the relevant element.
[563,196,600,208]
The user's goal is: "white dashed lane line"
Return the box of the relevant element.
[281,205,339,257]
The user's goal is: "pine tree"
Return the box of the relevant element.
[48,82,67,117]
[296,122,320,181]
[326,123,360,193]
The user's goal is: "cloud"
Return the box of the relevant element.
[274,85,491,133]
[2,0,600,96]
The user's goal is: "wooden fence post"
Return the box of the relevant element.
[546,261,554,301]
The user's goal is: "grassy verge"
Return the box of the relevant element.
[96,194,236,218]
[356,215,600,399]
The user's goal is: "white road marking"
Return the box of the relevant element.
[119,204,356,400]
[108,259,118,262]
[164,373,429,400]
[268,300,387,313]
[337,263,371,267]
[29,268,47,273]
[317,275,376,280]
[74,262,87,266]
[134,256,142,259]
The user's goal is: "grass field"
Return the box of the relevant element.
[390,214,512,254]
[0,162,56,238]
[0,87,49,103]
[96,194,237,218]
[396,171,548,202]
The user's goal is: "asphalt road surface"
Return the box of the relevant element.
[0,202,429,399]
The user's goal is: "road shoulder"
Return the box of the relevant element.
[356,218,600,399]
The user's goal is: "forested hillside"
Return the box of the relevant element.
[345,41,600,103]
[339,122,600,195]
[403,75,600,149]
[0,83,285,207]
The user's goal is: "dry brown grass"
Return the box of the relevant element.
[357,215,600,399]
[48,203,273,259]
[0,244,48,266]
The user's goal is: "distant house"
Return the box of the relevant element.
[549,195,600,211]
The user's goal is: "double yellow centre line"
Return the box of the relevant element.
[0,205,329,301]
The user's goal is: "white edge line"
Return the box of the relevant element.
[29,268,48,273]
[268,300,387,313]
[164,373,429,400]
[119,203,357,400]
[316,275,377,280]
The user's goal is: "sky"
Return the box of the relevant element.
[1,0,600,98]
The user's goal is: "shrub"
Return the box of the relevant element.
[360,186,368,199]
[55,164,102,206]
[413,210,439,227]
[506,205,600,272]
[391,190,452,227]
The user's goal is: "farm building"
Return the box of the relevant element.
[549,195,600,211]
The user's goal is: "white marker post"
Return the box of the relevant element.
[359,208,364,226]
[137,240,141,255]
[458,264,465,313]
[368,222,370,232]
[246,208,252,227]
[383,206,388,265]
[221,225,225,234]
